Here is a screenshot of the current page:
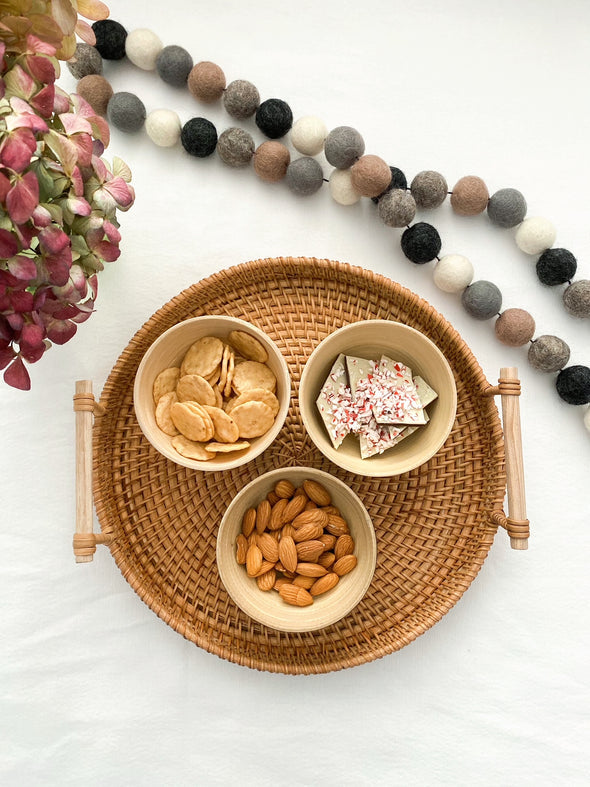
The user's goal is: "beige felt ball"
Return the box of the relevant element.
[253,141,290,182]
[145,109,181,147]
[450,175,489,216]
[350,155,391,198]
[433,254,474,293]
[125,28,163,70]
[494,308,536,346]
[76,74,113,116]
[515,217,557,255]
[291,116,327,156]
[329,168,360,205]
[187,61,226,103]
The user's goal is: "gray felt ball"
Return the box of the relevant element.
[410,171,448,209]
[324,126,365,169]
[461,280,502,320]
[216,127,255,167]
[528,335,570,373]
[563,280,590,318]
[378,190,416,228]
[107,92,146,132]
[67,43,103,79]
[487,188,527,228]
[156,45,193,87]
[286,157,324,196]
[223,80,260,119]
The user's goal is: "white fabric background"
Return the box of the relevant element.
[2,1,589,784]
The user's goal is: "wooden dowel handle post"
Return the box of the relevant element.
[499,367,528,550]
[75,380,95,563]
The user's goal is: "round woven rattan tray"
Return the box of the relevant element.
[91,256,507,674]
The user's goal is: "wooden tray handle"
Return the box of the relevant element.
[484,367,529,550]
[73,380,110,563]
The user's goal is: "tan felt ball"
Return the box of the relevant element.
[350,155,392,198]
[187,61,226,103]
[253,141,290,182]
[450,175,489,216]
[76,74,113,116]
[494,308,536,346]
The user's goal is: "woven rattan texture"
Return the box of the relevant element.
[92,257,506,674]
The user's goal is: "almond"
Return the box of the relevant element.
[334,534,355,559]
[295,539,325,563]
[274,479,295,499]
[310,572,339,596]
[325,514,349,537]
[303,479,332,506]
[293,523,324,542]
[321,505,340,516]
[304,500,318,511]
[241,507,257,538]
[236,534,248,565]
[257,569,276,591]
[246,544,263,577]
[282,494,308,523]
[292,575,316,589]
[292,508,329,529]
[266,490,280,506]
[333,554,357,576]
[296,562,328,578]
[293,486,308,498]
[318,551,336,569]
[278,535,298,573]
[273,576,291,590]
[319,533,337,551]
[255,560,276,576]
[255,498,271,533]
[269,498,288,530]
[258,532,279,563]
[279,584,314,607]
[247,532,259,548]
[280,524,295,540]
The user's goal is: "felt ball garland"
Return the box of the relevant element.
[69,21,590,427]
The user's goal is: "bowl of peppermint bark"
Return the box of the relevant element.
[299,320,457,477]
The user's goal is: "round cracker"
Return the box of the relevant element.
[202,405,240,443]
[155,391,179,436]
[180,336,224,379]
[206,367,220,386]
[231,360,276,395]
[153,367,180,405]
[228,330,268,363]
[212,384,224,409]
[205,440,250,453]
[170,401,214,442]
[171,435,215,461]
[223,350,235,398]
[225,388,280,417]
[230,400,275,438]
[218,344,231,392]
[176,374,216,406]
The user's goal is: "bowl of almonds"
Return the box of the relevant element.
[216,467,377,632]
[133,316,291,470]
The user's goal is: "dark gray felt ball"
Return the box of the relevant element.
[536,248,577,286]
[67,43,103,79]
[181,117,217,158]
[487,188,527,228]
[107,92,146,132]
[556,365,590,405]
[216,127,255,167]
[528,335,570,373]
[324,126,365,170]
[461,280,502,320]
[223,80,260,119]
[285,157,324,196]
[255,98,293,139]
[563,280,590,318]
[410,171,448,209]
[400,223,441,264]
[156,45,193,87]
[378,190,416,228]
[92,20,127,60]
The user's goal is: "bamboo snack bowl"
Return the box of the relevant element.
[299,320,457,477]
[133,315,291,471]
[216,467,377,633]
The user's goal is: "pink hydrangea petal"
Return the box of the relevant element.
[30,83,55,117]
[10,289,35,312]
[0,346,17,371]
[103,220,121,243]
[19,322,45,362]
[0,127,37,172]
[74,19,97,45]
[0,172,10,202]
[53,85,71,114]
[7,255,37,280]
[6,312,24,331]
[46,319,77,345]
[71,300,95,323]
[71,165,84,196]
[70,132,93,166]
[31,204,53,227]
[43,247,72,286]
[43,129,78,175]
[6,99,49,132]
[39,225,69,254]
[59,112,93,136]
[3,356,31,389]
[95,240,120,262]
[66,195,92,216]
[25,54,56,85]
[0,229,18,258]
[105,176,135,209]
[4,64,35,100]
[6,170,39,224]
[25,34,57,56]
[89,115,110,147]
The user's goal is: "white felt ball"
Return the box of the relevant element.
[145,109,181,147]
[125,29,163,71]
[515,216,557,255]
[329,168,360,206]
[291,116,327,156]
[433,254,474,293]
[584,407,590,433]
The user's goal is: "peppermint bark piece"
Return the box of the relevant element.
[316,354,353,449]
[372,356,426,425]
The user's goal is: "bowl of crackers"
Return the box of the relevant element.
[133,315,291,470]
[216,467,377,632]
[299,320,457,477]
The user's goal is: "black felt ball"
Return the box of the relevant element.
[556,365,590,405]
[180,117,218,158]
[255,99,293,139]
[92,20,127,60]
[371,166,407,204]
[536,248,577,286]
[400,222,441,264]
